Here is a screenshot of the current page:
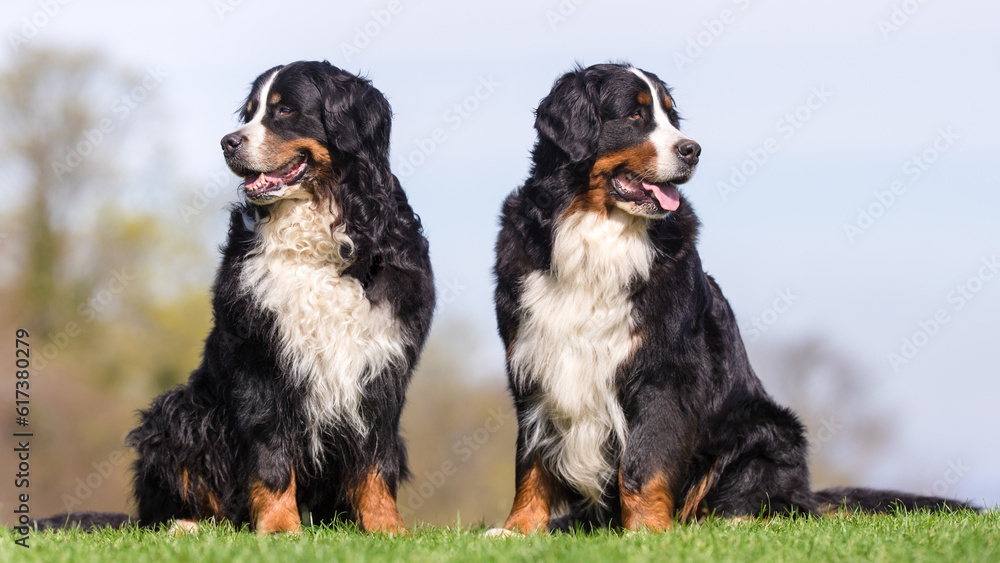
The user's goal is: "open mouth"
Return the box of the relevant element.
[242,154,308,199]
[611,171,681,212]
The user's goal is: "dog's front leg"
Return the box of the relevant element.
[249,465,301,534]
[618,388,693,532]
[499,455,561,534]
[618,464,675,532]
[349,467,407,534]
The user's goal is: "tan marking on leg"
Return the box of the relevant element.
[678,460,719,524]
[181,468,191,497]
[180,467,225,521]
[351,468,407,535]
[249,467,301,534]
[619,468,674,532]
[502,459,559,534]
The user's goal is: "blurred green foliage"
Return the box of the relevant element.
[0,48,214,522]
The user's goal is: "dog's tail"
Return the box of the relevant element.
[29,511,136,532]
[815,487,980,514]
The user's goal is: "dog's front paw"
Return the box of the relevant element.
[168,519,200,535]
[484,527,524,538]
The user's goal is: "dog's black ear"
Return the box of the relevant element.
[534,70,601,162]
[317,66,392,160]
[309,62,397,275]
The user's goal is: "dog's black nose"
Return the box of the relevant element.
[676,140,701,166]
[221,133,244,156]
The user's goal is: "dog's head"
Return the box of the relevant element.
[534,63,700,219]
[221,61,393,205]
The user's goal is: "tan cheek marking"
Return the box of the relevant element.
[567,141,658,216]
[258,137,332,169]
[590,142,658,179]
[567,181,614,216]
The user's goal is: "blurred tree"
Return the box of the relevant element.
[749,338,892,488]
[0,48,214,523]
[0,49,128,333]
[399,321,516,527]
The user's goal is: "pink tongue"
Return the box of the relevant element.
[644,181,680,211]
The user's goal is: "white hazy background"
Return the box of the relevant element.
[4,0,998,507]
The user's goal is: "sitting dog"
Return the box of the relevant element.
[125,61,435,534]
[490,63,975,534]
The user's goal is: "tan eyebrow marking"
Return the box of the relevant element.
[637,91,651,105]
[269,92,281,104]
[664,96,673,110]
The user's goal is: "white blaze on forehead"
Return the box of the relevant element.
[237,69,279,151]
[628,67,692,180]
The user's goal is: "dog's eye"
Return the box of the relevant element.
[629,109,642,120]
[277,106,294,117]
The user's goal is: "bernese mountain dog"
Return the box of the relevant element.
[123,61,435,534]
[489,63,975,535]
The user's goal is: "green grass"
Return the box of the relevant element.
[3,511,997,563]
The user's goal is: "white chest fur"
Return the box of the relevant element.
[510,209,654,506]
[239,200,406,463]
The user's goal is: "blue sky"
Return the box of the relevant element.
[5,0,998,506]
